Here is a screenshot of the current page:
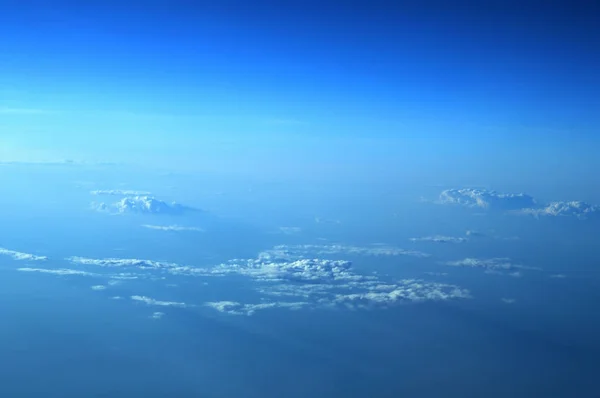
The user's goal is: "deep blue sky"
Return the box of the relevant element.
[1,0,598,184]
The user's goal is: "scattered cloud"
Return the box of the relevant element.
[501,298,516,304]
[257,244,430,263]
[410,235,468,244]
[91,285,107,291]
[91,189,152,196]
[17,268,98,276]
[550,274,567,279]
[150,312,165,320]
[516,201,600,219]
[204,301,309,316]
[444,257,539,276]
[131,295,188,308]
[92,195,199,215]
[437,188,537,210]
[142,224,205,232]
[0,248,47,261]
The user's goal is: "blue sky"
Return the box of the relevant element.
[1,1,599,184]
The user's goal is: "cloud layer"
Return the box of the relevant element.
[517,201,600,219]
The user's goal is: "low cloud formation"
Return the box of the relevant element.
[438,188,537,210]
[91,285,107,291]
[0,248,47,261]
[410,236,468,244]
[517,201,600,219]
[151,312,165,320]
[142,224,205,232]
[501,298,516,304]
[257,244,430,263]
[205,301,308,316]
[91,189,152,196]
[18,268,98,276]
[131,295,188,308]
[67,242,467,315]
[445,257,539,276]
[92,195,197,215]
[437,188,600,220]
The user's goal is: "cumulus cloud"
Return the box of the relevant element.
[437,188,537,210]
[0,248,47,261]
[17,267,98,276]
[60,242,467,316]
[131,295,188,308]
[92,195,198,215]
[91,285,107,291]
[410,236,468,244]
[444,257,539,276]
[516,201,600,219]
[142,224,205,232]
[91,189,152,196]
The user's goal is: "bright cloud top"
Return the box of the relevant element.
[517,201,600,219]
[444,257,539,276]
[0,248,48,261]
[92,195,197,215]
[18,268,98,276]
[60,242,466,315]
[438,188,537,210]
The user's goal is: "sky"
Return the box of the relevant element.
[1,0,599,186]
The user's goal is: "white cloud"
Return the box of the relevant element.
[501,298,516,304]
[17,268,98,276]
[204,301,309,316]
[410,236,468,244]
[91,285,107,291]
[0,248,47,261]
[445,257,539,275]
[150,312,165,320]
[517,201,600,219]
[91,189,152,196]
[257,244,430,262]
[142,224,205,232]
[131,295,188,308]
[437,188,537,210]
[92,195,197,215]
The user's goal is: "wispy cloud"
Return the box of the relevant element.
[436,188,537,210]
[17,268,98,277]
[91,189,152,196]
[142,224,205,232]
[444,257,540,276]
[410,235,468,244]
[0,248,47,261]
[131,295,188,308]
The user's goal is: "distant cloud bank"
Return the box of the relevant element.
[91,189,152,196]
[436,188,599,219]
[142,224,205,232]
